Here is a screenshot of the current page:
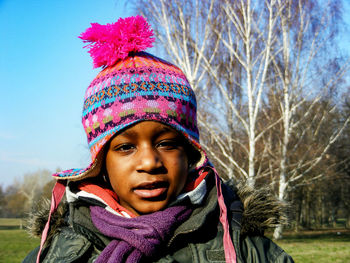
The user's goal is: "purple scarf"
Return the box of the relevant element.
[90,205,192,263]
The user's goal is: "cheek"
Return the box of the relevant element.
[179,153,189,173]
[106,154,125,186]
[177,158,188,174]
[107,169,129,200]
[171,155,189,192]
[168,152,188,172]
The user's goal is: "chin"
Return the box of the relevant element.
[135,202,168,215]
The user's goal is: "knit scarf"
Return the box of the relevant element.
[90,205,192,263]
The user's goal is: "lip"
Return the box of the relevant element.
[133,181,169,199]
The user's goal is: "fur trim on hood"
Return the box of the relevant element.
[235,182,288,235]
[26,198,68,243]
[26,181,288,238]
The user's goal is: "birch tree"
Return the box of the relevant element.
[137,0,281,186]
[264,0,350,239]
[16,169,52,212]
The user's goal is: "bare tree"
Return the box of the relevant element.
[16,169,52,212]
[136,0,350,238]
[263,0,350,239]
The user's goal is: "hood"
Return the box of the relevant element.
[234,182,288,235]
[26,181,288,239]
[26,198,68,243]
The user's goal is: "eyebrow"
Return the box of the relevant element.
[118,125,178,139]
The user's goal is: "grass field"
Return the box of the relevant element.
[0,227,349,262]
[274,230,350,263]
[0,230,39,263]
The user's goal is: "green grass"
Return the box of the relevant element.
[274,230,350,263]
[0,230,39,263]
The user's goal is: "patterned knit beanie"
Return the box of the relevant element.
[53,16,207,181]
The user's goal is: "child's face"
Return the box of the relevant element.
[105,121,189,216]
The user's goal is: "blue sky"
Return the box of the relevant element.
[0,0,134,186]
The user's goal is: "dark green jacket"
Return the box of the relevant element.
[23,179,294,262]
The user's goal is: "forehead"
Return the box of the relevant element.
[115,121,180,138]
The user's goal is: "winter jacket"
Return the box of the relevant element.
[23,176,294,263]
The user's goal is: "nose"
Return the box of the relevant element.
[136,145,163,173]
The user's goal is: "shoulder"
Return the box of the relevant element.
[23,226,96,263]
[23,199,99,263]
[240,235,294,263]
[222,179,288,235]
[221,180,294,262]
[26,199,69,242]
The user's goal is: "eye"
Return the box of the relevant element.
[113,144,135,153]
[156,139,182,150]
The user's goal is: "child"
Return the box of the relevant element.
[23,16,294,263]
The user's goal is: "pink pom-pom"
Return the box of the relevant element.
[79,16,155,68]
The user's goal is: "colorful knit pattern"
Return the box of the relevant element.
[54,52,202,180]
[83,52,198,160]
[53,16,206,180]
[80,52,197,162]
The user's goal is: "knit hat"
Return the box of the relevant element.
[53,16,207,181]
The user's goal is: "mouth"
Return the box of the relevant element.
[133,181,169,199]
